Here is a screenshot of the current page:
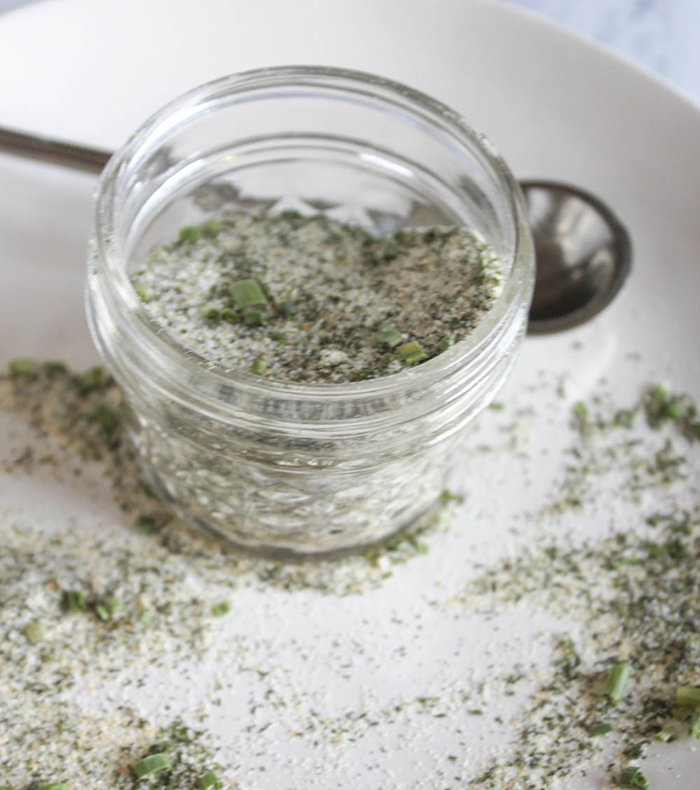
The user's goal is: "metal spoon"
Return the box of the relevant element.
[0,128,632,333]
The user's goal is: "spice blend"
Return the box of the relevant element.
[131,213,502,383]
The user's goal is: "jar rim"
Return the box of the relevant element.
[91,64,533,402]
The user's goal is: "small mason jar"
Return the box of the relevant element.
[86,66,534,557]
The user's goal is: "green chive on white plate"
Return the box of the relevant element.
[0,1,699,788]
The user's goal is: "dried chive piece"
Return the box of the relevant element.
[202,219,223,237]
[602,664,630,704]
[7,357,37,378]
[675,686,700,709]
[268,330,286,342]
[398,341,428,365]
[179,225,201,244]
[134,281,150,303]
[107,596,123,615]
[250,359,266,376]
[374,325,403,349]
[690,713,700,739]
[23,619,47,644]
[62,590,87,613]
[230,279,268,310]
[221,308,237,323]
[655,727,675,742]
[79,366,106,393]
[590,722,614,737]
[618,766,650,789]
[38,784,69,790]
[489,402,505,411]
[204,307,221,321]
[243,310,264,327]
[437,335,454,353]
[211,602,230,617]
[136,515,157,533]
[440,489,464,505]
[131,752,171,778]
[200,771,222,789]
[95,604,111,622]
[279,301,296,319]
[91,404,118,434]
[614,409,636,429]
[355,368,376,381]
[43,360,68,376]
[379,240,399,262]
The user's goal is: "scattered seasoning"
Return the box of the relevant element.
[211,602,230,617]
[131,213,502,383]
[131,753,171,778]
[1,360,698,789]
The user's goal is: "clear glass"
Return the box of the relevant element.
[86,66,534,557]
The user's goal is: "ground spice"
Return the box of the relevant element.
[131,213,502,383]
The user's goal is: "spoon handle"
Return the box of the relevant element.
[0,126,111,174]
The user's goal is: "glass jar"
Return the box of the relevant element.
[86,65,534,557]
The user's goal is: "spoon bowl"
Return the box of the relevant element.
[521,180,632,334]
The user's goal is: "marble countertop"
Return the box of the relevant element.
[0,0,698,104]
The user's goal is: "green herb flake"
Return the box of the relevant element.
[690,713,700,740]
[489,401,505,411]
[179,226,201,244]
[614,409,636,429]
[572,401,588,423]
[42,361,68,376]
[37,784,70,790]
[79,366,106,393]
[250,359,266,376]
[23,619,47,644]
[655,726,676,742]
[204,307,221,321]
[61,590,87,614]
[268,331,286,342]
[590,722,614,737]
[398,341,428,365]
[7,357,37,379]
[440,489,465,505]
[134,281,150,303]
[136,515,157,533]
[211,602,230,617]
[675,686,700,709]
[602,664,630,704]
[131,752,171,778]
[437,335,454,353]
[200,770,223,789]
[221,308,237,323]
[91,404,118,434]
[374,325,403,349]
[202,219,223,237]
[618,766,650,789]
[279,301,296,319]
[243,309,264,327]
[230,279,268,310]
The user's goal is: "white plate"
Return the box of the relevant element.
[0,1,699,788]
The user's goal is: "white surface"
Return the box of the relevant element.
[0,0,699,787]
[3,0,700,103]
